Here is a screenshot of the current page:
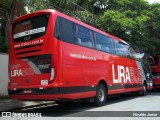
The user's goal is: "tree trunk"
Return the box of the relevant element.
[5,0,24,43]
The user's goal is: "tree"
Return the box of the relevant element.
[147,3,160,55]
[99,0,160,55]
[26,0,52,12]
[0,0,25,52]
[49,0,99,26]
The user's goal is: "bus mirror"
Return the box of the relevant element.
[132,53,144,60]
[139,53,144,59]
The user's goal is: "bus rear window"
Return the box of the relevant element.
[13,14,49,42]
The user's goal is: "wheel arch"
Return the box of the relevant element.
[98,79,108,93]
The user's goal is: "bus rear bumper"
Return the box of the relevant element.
[8,87,62,100]
[153,84,160,89]
[152,78,160,89]
[147,86,153,90]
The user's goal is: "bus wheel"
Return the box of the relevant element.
[94,84,106,106]
[140,83,147,96]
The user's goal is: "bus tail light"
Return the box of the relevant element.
[50,68,55,80]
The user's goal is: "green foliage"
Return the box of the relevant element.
[0,34,8,53]
[0,0,25,53]
[99,0,160,55]
[26,0,52,12]
[0,44,8,53]
[99,10,136,33]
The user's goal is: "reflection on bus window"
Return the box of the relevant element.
[129,46,144,60]
[75,24,93,48]
[114,41,130,57]
[95,32,115,54]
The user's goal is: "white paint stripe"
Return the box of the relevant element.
[13,27,46,39]
[22,59,41,74]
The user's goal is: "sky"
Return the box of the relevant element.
[146,0,160,4]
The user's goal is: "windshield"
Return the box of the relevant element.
[12,14,49,42]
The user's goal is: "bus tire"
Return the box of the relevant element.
[94,84,106,106]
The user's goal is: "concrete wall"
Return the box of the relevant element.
[0,54,9,96]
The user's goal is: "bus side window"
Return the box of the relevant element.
[61,17,74,43]
[95,32,115,54]
[54,17,61,40]
[75,24,93,48]
[115,41,130,57]
[108,38,116,54]
[75,37,82,45]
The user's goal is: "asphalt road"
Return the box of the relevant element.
[1,91,160,120]
[0,92,160,120]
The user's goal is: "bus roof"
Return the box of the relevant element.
[13,9,124,43]
[54,10,122,43]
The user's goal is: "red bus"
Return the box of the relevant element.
[151,56,160,89]
[8,9,151,106]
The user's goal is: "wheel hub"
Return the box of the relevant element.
[98,88,105,102]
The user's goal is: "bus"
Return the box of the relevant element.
[151,56,160,89]
[8,9,151,106]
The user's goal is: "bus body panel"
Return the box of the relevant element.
[62,41,143,97]
[152,56,160,72]
[152,56,160,89]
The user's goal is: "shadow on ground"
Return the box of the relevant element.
[7,91,160,117]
